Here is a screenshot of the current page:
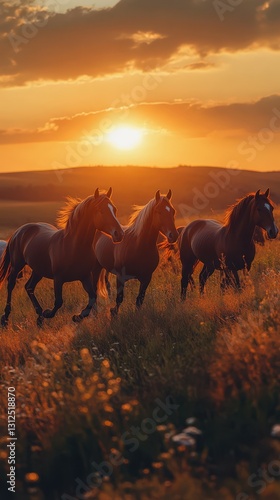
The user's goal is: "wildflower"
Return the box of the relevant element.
[152,462,164,469]
[103,420,114,428]
[172,433,196,447]
[104,405,114,413]
[25,472,39,483]
[79,406,88,414]
[121,403,133,413]
[183,426,202,437]
[75,378,85,393]
[142,468,150,475]
[80,348,93,365]
[271,424,280,438]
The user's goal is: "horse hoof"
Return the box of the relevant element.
[37,316,44,328]
[43,309,54,319]
[1,315,8,328]
[110,307,118,318]
[72,314,82,323]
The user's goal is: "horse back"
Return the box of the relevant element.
[9,223,58,277]
[180,219,224,266]
[93,229,159,280]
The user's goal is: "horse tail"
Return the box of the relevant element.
[97,268,109,298]
[0,242,11,285]
[158,226,184,254]
[158,226,185,273]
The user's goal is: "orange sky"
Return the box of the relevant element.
[1,0,280,172]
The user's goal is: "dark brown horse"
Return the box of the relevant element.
[0,189,124,326]
[92,190,178,315]
[178,189,278,299]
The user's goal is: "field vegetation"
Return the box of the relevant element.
[1,167,280,499]
[0,198,280,499]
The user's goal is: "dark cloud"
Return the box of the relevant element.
[0,0,280,86]
[1,94,280,144]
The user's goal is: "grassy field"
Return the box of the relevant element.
[0,205,279,500]
[0,201,61,239]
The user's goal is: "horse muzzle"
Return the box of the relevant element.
[167,231,178,244]
[267,224,279,239]
[112,229,124,243]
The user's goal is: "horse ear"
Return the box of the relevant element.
[107,187,112,198]
[265,188,270,198]
[94,188,99,199]
[166,189,172,200]
[255,189,260,199]
[155,190,160,202]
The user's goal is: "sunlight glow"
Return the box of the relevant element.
[106,126,143,150]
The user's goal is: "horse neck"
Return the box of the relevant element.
[65,204,97,248]
[132,212,159,249]
[227,203,255,244]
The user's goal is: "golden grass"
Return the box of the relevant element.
[0,214,280,499]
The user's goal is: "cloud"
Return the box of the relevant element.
[1,0,280,86]
[1,94,280,145]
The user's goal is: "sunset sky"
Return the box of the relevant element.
[1,0,280,172]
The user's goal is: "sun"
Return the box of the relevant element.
[106,126,143,150]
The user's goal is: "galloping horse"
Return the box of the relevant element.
[179,189,278,299]
[0,189,124,326]
[92,190,178,315]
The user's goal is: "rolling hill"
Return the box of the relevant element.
[0,166,279,235]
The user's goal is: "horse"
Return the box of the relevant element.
[178,189,278,299]
[0,188,124,327]
[92,190,178,315]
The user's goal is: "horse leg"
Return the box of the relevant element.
[180,254,198,301]
[73,276,96,323]
[25,271,44,326]
[232,270,241,290]
[1,267,23,327]
[136,276,152,309]
[181,266,188,301]
[110,277,125,317]
[91,262,103,314]
[105,271,111,297]
[42,277,63,319]
[221,269,237,292]
[189,275,196,291]
[220,270,227,292]
[199,264,214,295]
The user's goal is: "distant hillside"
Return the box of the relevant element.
[0,166,280,218]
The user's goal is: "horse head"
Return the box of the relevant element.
[154,189,178,243]
[93,188,124,243]
[254,188,278,239]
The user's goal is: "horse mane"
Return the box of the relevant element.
[57,192,109,234]
[56,196,82,231]
[125,198,157,238]
[224,193,255,229]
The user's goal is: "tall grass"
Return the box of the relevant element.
[0,234,280,499]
